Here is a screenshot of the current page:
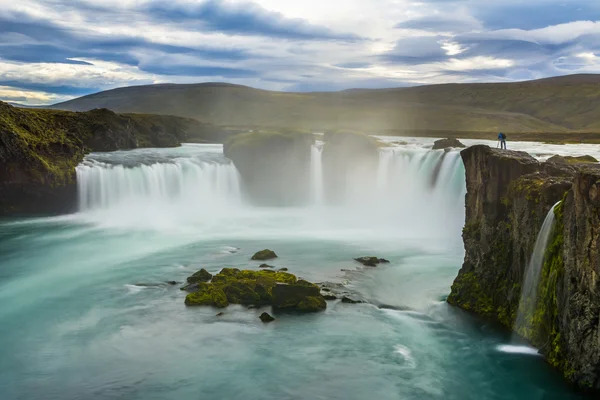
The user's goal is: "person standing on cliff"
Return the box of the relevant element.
[498,132,507,149]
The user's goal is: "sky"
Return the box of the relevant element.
[1,0,600,105]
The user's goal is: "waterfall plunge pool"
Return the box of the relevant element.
[0,142,585,400]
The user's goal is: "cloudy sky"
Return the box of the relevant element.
[0,0,599,105]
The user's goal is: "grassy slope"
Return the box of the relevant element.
[0,102,231,188]
[50,75,600,139]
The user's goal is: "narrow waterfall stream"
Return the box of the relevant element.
[514,202,561,337]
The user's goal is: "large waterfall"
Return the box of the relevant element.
[74,143,466,238]
[514,202,560,336]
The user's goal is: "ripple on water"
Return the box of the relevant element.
[394,345,416,368]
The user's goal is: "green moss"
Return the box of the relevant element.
[447,272,494,316]
[185,284,229,308]
[509,175,547,205]
[251,249,278,261]
[221,280,262,305]
[186,269,212,283]
[462,221,481,240]
[297,296,327,312]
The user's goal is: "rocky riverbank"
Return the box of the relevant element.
[447,144,600,390]
[0,102,231,216]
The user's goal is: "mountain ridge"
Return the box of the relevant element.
[47,74,600,134]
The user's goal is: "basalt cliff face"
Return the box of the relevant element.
[448,145,600,390]
[0,102,225,216]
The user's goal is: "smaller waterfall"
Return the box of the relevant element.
[310,143,324,205]
[76,158,241,212]
[514,202,560,335]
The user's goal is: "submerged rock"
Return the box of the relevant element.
[259,264,274,269]
[251,249,278,261]
[323,294,338,301]
[432,138,466,150]
[166,281,178,285]
[341,296,362,304]
[354,256,390,267]
[260,312,275,323]
[216,312,224,317]
[186,268,213,284]
[279,267,289,272]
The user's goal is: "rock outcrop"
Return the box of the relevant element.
[547,154,598,165]
[432,138,466,150]
[251,249,278,261]
[448,144,600,390]
[183,268,327,313]
[223,130,314,206]
[0,102,226,216]
[354,256,390,267]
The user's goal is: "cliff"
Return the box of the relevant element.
[448,145,600,390]
[0,102,227,216]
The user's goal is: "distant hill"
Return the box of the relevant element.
[50,74,600,134]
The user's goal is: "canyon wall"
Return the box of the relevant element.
[448,145,600,390]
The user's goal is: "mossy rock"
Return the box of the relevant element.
[260,312,275,323]
[186,268,213,283]
[182,268,302,306]
[272,282,326,312]
[354,256,389,267]
[185,284,229,308]
[251,249,278,261]
[221,280,262,305]
[297,296,327,312]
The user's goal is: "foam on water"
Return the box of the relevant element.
[496,345,541,356]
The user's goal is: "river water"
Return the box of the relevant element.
[0,140,589,399]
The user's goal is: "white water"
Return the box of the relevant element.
[310,143,324,205]
[514,202,560,335]
[73,144,466,246]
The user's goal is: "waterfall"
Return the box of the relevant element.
[310,143,324,205]
[73,144,466,237]
[514,202,560,336]
[76,156,241,213]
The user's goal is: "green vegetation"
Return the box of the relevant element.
[49,75,600,140]
[184,268,327,313]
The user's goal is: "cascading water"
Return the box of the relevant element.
[75,145,242,228]
[310,142,324,205]
[73,143,466,240]
[514,202,560,336]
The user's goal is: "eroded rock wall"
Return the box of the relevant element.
[448,144,600,390]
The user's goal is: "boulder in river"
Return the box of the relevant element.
[251,249,278,261]
[341,296,362,304]
[259,264,274,269]
[432,138,466,150]
[184,283,229,308]
[186,268,213,284]
[259,312,275,323]
[354,256,390,267]
[272,280,327,312]
[184,268,326,313]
